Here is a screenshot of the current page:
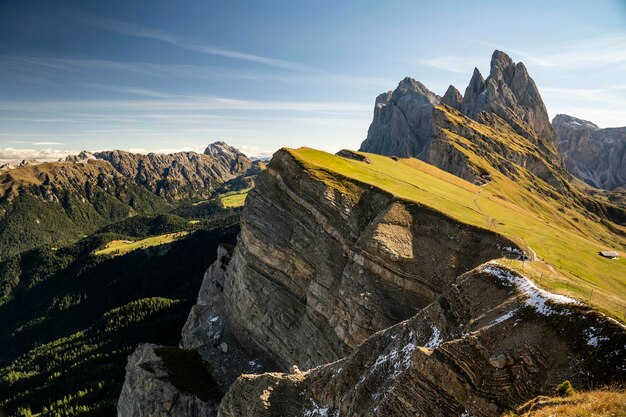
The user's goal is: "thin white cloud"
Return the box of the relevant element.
[76,82,174,98]
[0,55,392,88]
[0,96,371,115]
[0,147,75,163]
[7,140,65,145]
[76,13,313,72]
[419,56,471,74]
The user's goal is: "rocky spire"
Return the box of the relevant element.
[441,85,463,111]
[462,50,557,146]
[461,68,486,117]
[359,77,440,157]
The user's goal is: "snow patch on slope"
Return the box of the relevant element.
[481,264,579,315]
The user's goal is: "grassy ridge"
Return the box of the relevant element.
[287,147,626,321]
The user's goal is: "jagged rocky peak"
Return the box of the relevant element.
[463,50,557,145]
[553,114,626,190]
[65,150,96,163]
[359,77,440,157]
[553,114,599,131]
[441,85,463,110]
[204,141,243,159]
[461,67,486,116]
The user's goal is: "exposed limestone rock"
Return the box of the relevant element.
[219,264,626,417]
[117,344,220,417]
[553,114,626,190]
[221,149,518,370]
[94,142,255,200]
[463,51,557,148]
[335,149,371,164]
[180,244,274,390]
[423,106,568,189]
[359,78,440,157]
[359,51,565,186]
[462,68,486,117]
[64,150,96,164]
[441,85,463,111]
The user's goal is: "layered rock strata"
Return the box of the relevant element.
[220,149,518,370]
[219,263,626,417]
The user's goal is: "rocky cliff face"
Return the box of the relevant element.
[221,149,517,370]
[117,344,221,417]
[463,51,557,147]
[359,78,440,157]
[553,114,626,190]
[219,264,625,417]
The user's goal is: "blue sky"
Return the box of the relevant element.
[1,0,625,161]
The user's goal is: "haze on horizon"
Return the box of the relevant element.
[1,0,625,163]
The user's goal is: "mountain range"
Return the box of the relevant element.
[0,142,261,260]
[1,50,625,417]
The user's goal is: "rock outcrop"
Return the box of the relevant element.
[359,50,565,187]
[117,344,221,417]
[463,51,557,147]
[221,149,518,370]
[359,78,441,157]
[180,243,274,390]
[441,85,463,111]
[553,114,626,190]
[219,264,626,417]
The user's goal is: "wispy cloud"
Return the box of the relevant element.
[0,96,372,115]
[7,140,65,145]
[75,13,314,72]
[0,147,75,163]
[419,56,471,74]
[0,55,392,88]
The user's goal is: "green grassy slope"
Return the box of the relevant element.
[287,147,626,321]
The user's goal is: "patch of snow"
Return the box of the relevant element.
[209,316,219,322]
[425,325,442,348]
[460,411,474,417]
[490,309,518,326]
[583,326,609,347]
[481,264,579,315]
[303,398,338,417]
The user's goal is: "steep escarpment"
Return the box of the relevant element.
[219,264,626,417]
[553,114,626,190]
[118,344,221,417]
[221,149,519,370]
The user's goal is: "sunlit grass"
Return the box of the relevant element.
[94,232,190,257]
[219,188,251,208]
[510,388,626,416]
[287,147,626,321]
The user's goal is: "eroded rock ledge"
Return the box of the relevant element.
[219,264,626,417]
